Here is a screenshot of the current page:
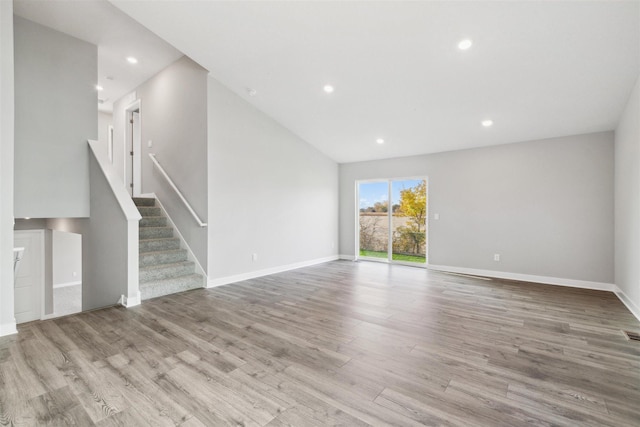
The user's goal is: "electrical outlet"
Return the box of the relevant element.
[252,253,258,262]
[72,271,77,277]
[434,213,440,220]
[494,254,500,262]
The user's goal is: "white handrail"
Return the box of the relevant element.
[148,153,207,227]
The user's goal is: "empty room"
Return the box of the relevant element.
[1,0,639,426]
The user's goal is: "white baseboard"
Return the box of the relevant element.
[53,281,81,289]
[41,313,60,321]
[208,255,339,288]
[0,320,17,337]
[339,254,356,261]
[427,264,618,292]
[138,192,155,198]
[615,290,640,322]
[119,290,141,308]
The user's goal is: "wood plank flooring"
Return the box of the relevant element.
[1,260,639,426]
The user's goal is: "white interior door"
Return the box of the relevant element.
[14,230,43,324]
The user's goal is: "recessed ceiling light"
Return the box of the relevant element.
[458,39,473,50]
[126,56,138,64]
[95,85,103,91]
[246,87,257,97]
[482,119,493,127]
[376,138,384,144]
[323,84,334,93]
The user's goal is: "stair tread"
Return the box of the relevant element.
[133,197,156,205]
[141,273,201,285]
[140,260,194,271]
[140,248,186,256]
[139,237,179,242]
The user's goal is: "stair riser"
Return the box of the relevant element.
[133,198,156,207]
[140,250,187,267]
[139,238,180,253]
[138,207,161,217]
[140,275,202,300]
[140,263,195,282]
[140,227,173,239]
[140,217,167,227]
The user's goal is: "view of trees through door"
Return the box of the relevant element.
[358,178,427,264]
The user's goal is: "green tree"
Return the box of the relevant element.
[394,181,426,255]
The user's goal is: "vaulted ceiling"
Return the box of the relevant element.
[15,1,640,163]
[13,0,182,113]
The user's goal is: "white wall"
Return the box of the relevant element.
[52,231,82,286]
[113,56,208,270]
[13,17,97,218]
[207,77,339,284]
[340,132,615,285]
[0,0,16,336]
[615,75,640,319]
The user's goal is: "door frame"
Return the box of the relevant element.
[124,99,142,197]
[355,176,429,267]
[13,229,45,323]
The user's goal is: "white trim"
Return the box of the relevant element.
[139,192,155,198]
[615,290,640,322]
[153,194,208,288]
[339,254,356,261]
[40,313,60,321]
[108,124,114,164]
[119,290,141,308]
[124,99,141,197]
[53,281,81,289]
[428,264,618,292]
[0,321,17,337]
[208,256,339,288]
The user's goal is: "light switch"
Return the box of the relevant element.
[434,213,440,220]
[148,140,153,148]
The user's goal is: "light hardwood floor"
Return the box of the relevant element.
[1,261,639,426]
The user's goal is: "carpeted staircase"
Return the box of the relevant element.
[134,197,203,300]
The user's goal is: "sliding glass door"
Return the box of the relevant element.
[358,178,427,265]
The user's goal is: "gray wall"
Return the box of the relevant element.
[13,17,97,218]
[615,75,640,314]
[113,56,208,270]
[0,0,16,336]
[207,77,339,281]
[339,132,615,284]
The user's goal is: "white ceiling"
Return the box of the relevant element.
[13,0,183,113]
[13,1,640,163]
[109,0,640,163]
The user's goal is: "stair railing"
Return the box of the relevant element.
[148,153,207,227]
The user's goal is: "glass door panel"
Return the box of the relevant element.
[358,181,389,260]
[391,179,427,264]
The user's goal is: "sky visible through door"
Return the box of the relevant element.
[358,179,423,210]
